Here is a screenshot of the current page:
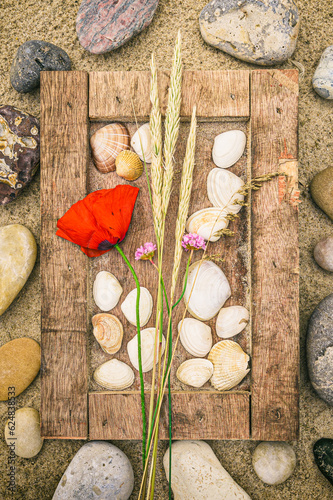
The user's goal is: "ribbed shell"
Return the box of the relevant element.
[186,207,229,242]
[90,123,130,173]
[127,327,165,373]
[92,313,123,354]
[93,271,123,311]
[207,168,245,214]
[208,340,250,391]
[212,130,246,169]
[176,359,214,388]
[216,306,249,339]
[94,359,134,390]
[115,150,143,181]
[121,287,153,327]
[131,123,152,163]
[179,318,212,357]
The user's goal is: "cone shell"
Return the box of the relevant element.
[131,123,152,163]
[186,207,229,242]
[127,327,165,373]
[94,359,134,390]
[121,287,153,327]
[93,271,123,311]
[207,168,245,214]
[90,123,130,173]
[212,130,246,168]
[92,313,123,354]
[176,359,214,388]
[208,340,250,391]
[183,261,231,321]
[178,318,212,357]
[115,150,143,181]
[216,306,249,339]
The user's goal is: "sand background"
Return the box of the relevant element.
[0,0,333,498]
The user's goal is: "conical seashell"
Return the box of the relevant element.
[216,306,249,339]
[115,150,143,181]
[186,207,229,242]
[131,123,152,163]
[207,168,245,214]
[212,130,246,168]
[92,313,123,354]
[183,261,231,321]
[90,123,130,173]
[208,340,250,391]
[94,359,134,390]
[93,271,123,311]
[121,287,153,327]
[176,359,214,388]
[178,318,212,357]
[127,327,165,373]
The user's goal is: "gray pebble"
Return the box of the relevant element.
[252,442,296,485]
[314,236,333,272]
[313,46,333,99]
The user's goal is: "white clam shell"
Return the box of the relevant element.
[127,327,165,373]
[178,318,213,357]
[208,340,250,391]
[183,261,231,321]
[207,168,245,214]
[94,359,134,390]
[186,207,229,242]
[121,287,153,327]
[93,271,123,311]
[216,306,249,339]
[212,130,246,168]
[131,123,152,163]
[176,359,214,388]
[92,313,123,354]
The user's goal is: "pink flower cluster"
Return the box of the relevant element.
[135,242,157,261]
[182,233,206,252]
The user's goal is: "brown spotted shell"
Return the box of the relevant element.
[90,123,130,173]
[92,313,123,354]
[115,150,143,181]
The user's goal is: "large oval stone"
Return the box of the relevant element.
[0,224,37,317]
[5,407,44,458]
[310,167,333,220]
[313,438,333,485]
[313,46,333,100]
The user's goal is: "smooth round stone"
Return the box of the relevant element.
[199,0,299,66]
[314,237,333,272]
[0,224,37,317]
[76,0,159,54]
[52,441,134,500]
[10,40,71,93]
[0,338,41,401]
[307,293,333,405]
[0,105,40,205]
[252,442,296,485]
[313,438,333,485]
[313,46,333,99]
[310,167,333,221]
[5,408,44,458]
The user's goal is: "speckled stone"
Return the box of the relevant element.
[0,105,40,205]
[310,166,333,220]
[313,46,333,99]
[307,293,333,405]
[10,40,71,93]
[199,0,300,66]
[313,438,333,485]
[5,408,44,458]
[76,0,159,54]
[314,236,333,272]
[252,442,296,485]
[52,441,134,499]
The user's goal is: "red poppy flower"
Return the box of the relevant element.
[56,185,139,257]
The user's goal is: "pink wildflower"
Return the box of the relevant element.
[135,242,157,261]
[182,233,206,252]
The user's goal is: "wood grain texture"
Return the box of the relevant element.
[250,69,299,441]
[89,70,250,120]
[40,71,89,438]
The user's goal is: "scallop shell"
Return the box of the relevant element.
[176,359,214,388]
[121,287,153,327]
[127,327,165,373]
[207,168,245,214]
[94,359,134,390]
[131,123,152,163]
[178,318,212,357]
[92,313,123,354]
[186,207,229,242]
[216,306,249,339]
[212,130,246,168]
[208,340,250,391]
[115,150,143,181]
[93,271,123,311]
[183,261,231,321]
[90,123,130,173]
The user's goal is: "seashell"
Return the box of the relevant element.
[93,271,123,311]
[186,207,229,242]
[207,168,245,214]
[121,287,153,327]
[131,123,152,163]
[208,340,250,391]
[92,313,123,354]
[183,261,231,321]
[178,318,212,357]
[212,130,246,169]
[216,306,249,339]
[176,359,214,388]
[127,327,165,373]
[94,359,134,390]
[90,123,130,173]
[115,150,143,181]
